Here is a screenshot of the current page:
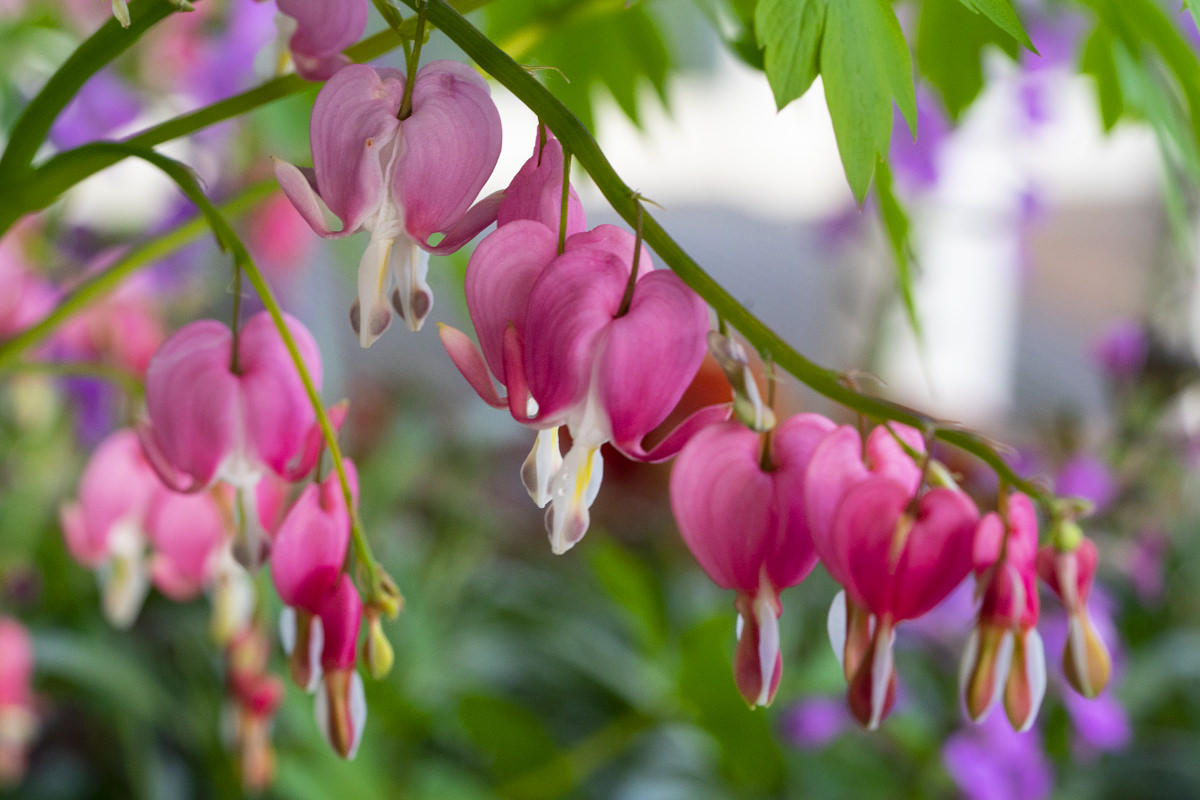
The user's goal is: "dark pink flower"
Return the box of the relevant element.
[962,493,1046,731]
[671,414,835,707]
[806,424,979,728]
[0,618,35,786]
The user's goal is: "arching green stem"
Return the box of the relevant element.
[397,0,1056,511]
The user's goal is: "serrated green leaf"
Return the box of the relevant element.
[873,161,922,344]
[485,0,672,131]
[916,0,1020,120]
[951,0,1033,50]
[1080,25,1124,131]
[821,0,915,202]
[756,0,827,109]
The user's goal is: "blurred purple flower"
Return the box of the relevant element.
[943,713,1054,800]
[1091,320,1148,379]
[1126,530,1166,604]
[890,89,950,191]
[1063,689,1130,755]
[780,696,849,749]
[50,71,142,151]
[1055,455,1118,515]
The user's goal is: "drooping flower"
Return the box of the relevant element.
[139,310,331,567]
[61,430,161,626]
[495,127,586,236]
[274,0,367,81]
[1036,537,1111,698]
[961,492,1046,731]
[272,464,356,691]
[670,414,836,707]
[806,423,979,728]
[225,623,285,791]
[275,61,502,345]
[312,574,365,759]
[0,618,36,786]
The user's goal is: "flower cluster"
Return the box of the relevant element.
[669,384,1112,731]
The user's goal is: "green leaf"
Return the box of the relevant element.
[1080,25,1125,131]
[587,539,669,653]
[916,0,1020,120]
[458,694,567,788]
[484,0,671,131]
[950,0,1033,50]
[821,0,916,203]
[874,161,922,344]
[756,0,827,109]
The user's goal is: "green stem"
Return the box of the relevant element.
[13,142,388,603]
[0,0,176,181]
[0,180,276,372]
[0,28,408,237]
[398,0,428,120]
[399,0,1056,511]
[558,147,572,255]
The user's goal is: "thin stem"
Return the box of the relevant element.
[230,261,243,375]
[558,148,572,255]
[0,180,276,372]
[25,142,390,606]
[399,0,1057,512]
[0,28,408,237]
[398,0,428,120]
[616,201,643,317]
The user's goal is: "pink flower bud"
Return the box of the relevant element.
[0,617,35,786]
[1037,539,1112,698]
[314,575,366,759]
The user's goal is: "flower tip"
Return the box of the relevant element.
[1063,614,1112,698]
[349,299,391,349]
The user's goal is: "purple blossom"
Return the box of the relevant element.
[780,696,849,749]
[1055,455,1118,516]
[942,714,1054,800]
[50,71,142,150]
[889,89,950,191]
[1091,321,1148,380]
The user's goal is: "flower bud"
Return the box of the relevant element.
[363,613,394,681]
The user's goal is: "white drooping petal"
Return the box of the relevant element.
[354,231,397,348]
[827,590,847,672]
[545,443,604,555]
[389,236,433,332]
[753,586,780,709]
[1014,628,1047,732]
[210,548,256,644]
[279,607,325,693]
[100,518,149,629]
[867,626,897,731]
[522,427,563,508]
[314,670,368,760]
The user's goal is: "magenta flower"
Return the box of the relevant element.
[1036,538,1112,698]
[962,493,1046,731]
[443,217,719,553]
[496,127,586,236]
[313,574,365,759]
[272,464,356,691]
[275,61,502,345]
[140,311,329,567]
[275,0,367,81]
[670,414,836,707]
[806,424,979,728]
[145,489,226,602]
[0,617,35,786]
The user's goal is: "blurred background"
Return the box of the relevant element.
[2,0,1200,797]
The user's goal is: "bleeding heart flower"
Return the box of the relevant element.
[275,0,367,81]
[670,413,836,707]
[312,574,365,759]
[273,463,357,691]
[139,310,332,568]
[961,492,1046,731]
[806,424,979,729]
[1037,537,1112,699]
[225,623,285,791]
[275,61,502,344]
